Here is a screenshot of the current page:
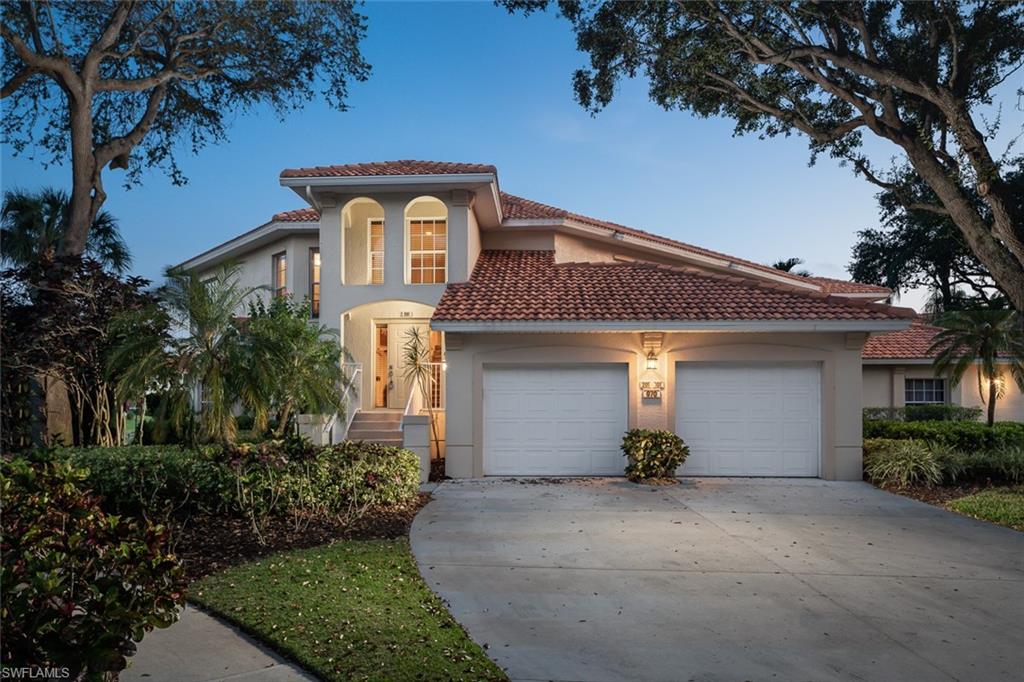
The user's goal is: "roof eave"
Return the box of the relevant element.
[175,220,318,272]
[432,319,912,333]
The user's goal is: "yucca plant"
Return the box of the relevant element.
[401,327,442,458]
[864,440,942,488]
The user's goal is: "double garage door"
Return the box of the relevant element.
[482,363,820,477]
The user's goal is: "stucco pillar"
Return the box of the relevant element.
[448,190,471,283]
[442,334,474,477]
[892,367,906,408]
[318,204,343,335]
[380,196,407,285]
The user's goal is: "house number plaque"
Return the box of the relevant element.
[640,381,665,399]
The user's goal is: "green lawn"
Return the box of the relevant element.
[948,488,1024,531]
[190,538,507,681]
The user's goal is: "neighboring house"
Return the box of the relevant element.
[863,321,1024,422]
[178,160,917,481]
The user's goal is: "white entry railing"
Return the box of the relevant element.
[335,362,362,442]
[423,362,445,410]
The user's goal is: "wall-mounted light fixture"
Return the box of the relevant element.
[646,350,658,371]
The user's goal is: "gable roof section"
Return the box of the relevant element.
[863,322,941,359]
[433,251,914,331]
[806,276,891,295]
[501,192,823,289]
[280,160,497,179]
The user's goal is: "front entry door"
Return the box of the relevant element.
[385,321,430,409]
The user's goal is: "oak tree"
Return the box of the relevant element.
[503,1,1024,309]
[2,1,369,259]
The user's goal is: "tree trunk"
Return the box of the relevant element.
[62,95,99,259]
[901,140,1024,311]
[987,375,997,427]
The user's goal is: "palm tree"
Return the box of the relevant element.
[243,296,344,437]
[771,257,812,277]
[929,309,1024,427]
[112,264,260,444]
[1,188,131,273]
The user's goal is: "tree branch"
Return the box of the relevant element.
[1,65,36,97]
[1,20,79,88]
[93,83,167,169]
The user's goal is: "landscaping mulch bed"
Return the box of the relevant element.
[879,481,1010,507]
[175,493,431,581]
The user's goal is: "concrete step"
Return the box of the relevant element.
[347,428,403,442]
[350,412,402,424]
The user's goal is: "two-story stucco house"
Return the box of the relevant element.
[179,160,925,481]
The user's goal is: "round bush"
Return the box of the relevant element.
[621,429,689,482]
[863,440,942,488]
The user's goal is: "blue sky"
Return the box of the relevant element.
[3,2,1020,310]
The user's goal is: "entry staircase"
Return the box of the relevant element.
[346,411,403,446]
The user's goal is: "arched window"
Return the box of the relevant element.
[341,197,385,285]
[405,196,448,284]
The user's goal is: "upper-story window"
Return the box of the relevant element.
[905,378,945,405]
[309,248,320,317]
[272,251,287,298]
[369,219,384,284]
[405,196,448,285]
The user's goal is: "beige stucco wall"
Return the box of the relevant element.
[443,331,867,481]
[199,234,319,315]
[862,363,1024,422]
[480,229,555,251]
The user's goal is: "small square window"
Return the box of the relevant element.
[905,378,945,405]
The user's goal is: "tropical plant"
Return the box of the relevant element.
[930,309,1024,426]
[1,456,185,677]
[243,296,344,437]
[401,327,443,459]
[1,257,156,449]
[110,264,259,445]
[1,188,131,273]
[863,440,942,488]
[771,257,811,277]
[2,2,370,260]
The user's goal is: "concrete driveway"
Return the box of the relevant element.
[411,478,1024,682]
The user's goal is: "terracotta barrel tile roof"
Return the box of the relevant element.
[500,193,826,287]
[272,207,320,222]
[280,160,497,179]
[863,322,942,359]
[433,251,915,324]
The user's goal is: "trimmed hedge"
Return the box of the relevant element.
[863,405,983,422]
[56,439,421,541]
[863,420,1024,451]
[622,429,689,481]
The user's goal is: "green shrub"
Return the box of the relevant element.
[863,440,942,488]
[1,457,185,677]
[863,420,1024,450]
[59,445,233,523]
[621,429,689,481]
[863,405,983,422]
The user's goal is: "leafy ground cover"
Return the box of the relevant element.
[191,539,507,682]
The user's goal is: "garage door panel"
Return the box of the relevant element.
[484,365,628,476]
[676,364,820,477]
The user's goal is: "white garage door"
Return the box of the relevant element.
[675,364,820,477]
[484,365,628,476]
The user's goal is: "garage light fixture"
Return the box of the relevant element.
[646,350,658,370]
